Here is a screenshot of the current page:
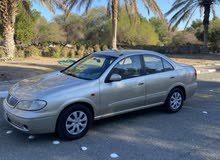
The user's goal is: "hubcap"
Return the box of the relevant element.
[65,111,88,135]
[170,92,182,110]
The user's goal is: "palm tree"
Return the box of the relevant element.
[64,0,163,50]
[166,0,220,47]
[0,0,65,58]
[111,0,119,49]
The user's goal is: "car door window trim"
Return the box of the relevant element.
[105,55,144,83]
[143,55,175,75]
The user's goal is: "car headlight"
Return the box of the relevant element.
[16,100,47,111]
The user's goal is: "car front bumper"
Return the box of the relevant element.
[3,99,57,134]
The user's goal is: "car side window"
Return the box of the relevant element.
[162,59,174,72]
[111,56,142,80]
[143,56,163,74]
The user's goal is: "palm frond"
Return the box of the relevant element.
[35,0,66,13]
[165,0,188,16]
[199,6,203,17]
[64,0,93,16]
[211,5,216,18]
[21,0,31,14]
[131,0,139,18]
[142,0,164,19]
[107,0,112,17]
[166,0,201,30]
[124,0,131,20]
[184,6,198,30]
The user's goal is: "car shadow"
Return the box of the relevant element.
[93,105,165,128]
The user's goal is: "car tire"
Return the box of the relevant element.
[56,104,93,140]
[165,88,184,113]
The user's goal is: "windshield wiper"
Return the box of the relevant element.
[63,72,77,77]
[63,72,93,80]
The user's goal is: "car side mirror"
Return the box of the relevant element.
[109,74,122,82]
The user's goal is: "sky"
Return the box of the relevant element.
[32,0,220,30]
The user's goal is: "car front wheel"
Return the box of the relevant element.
[56,104,93,140]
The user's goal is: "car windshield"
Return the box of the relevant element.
[62,54,116,80]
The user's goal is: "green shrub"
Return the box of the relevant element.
[0,48,5,58]
[60,48,70,58]
[72,45,77,52]
[15,47,25,58]
[68,49,76,58]
[102,45,109,51]
[24,50,31,58]
[23,46,41,58]
[87,47,94,53]
[94,44,101,52]
[42,48,52,57]
[47,47,62,58]
[84,47,94,56]
[77,45,85,58]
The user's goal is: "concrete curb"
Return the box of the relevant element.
[196,68,217,74]
[194,64,220,67]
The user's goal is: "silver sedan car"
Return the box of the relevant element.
[3,50,197,140]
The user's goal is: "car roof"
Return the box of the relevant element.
[93,49,179,69]
[94,50,163,58]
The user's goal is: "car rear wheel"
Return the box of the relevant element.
[56,104,93,140]
[165,88,184,113]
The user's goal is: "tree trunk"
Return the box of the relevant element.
[0,0,17,58]
[3,24,15,58]
[203,23,209,47]
[203,2,211,48]
[111,0,119,50]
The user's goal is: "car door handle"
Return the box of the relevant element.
[170,76,175,79]
[138,82,144,86]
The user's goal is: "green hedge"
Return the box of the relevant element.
[13,44,110,59]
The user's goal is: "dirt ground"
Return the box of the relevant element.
[0,54,220,82]
[169,54,220,66]
[0,57,66,81]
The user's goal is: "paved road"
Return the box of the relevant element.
[0,72,220,160]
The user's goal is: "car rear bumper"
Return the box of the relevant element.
[186,82,198,99]
[3,99,57,134]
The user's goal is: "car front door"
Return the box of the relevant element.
[99,55,145,115]
[143,55,177,105]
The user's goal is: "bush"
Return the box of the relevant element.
[52,47,61,58]
[0,48,5,58]
[102,45,109,51]
[85,47,94,56]
[72,45,77,52]
[93,44,101,52]
[24,50,32,58]
[68,49,76,58]
[41,48,52,57]
[24,46,41,58]
[44,47,62,58]
[15,47,24,58]
[42,46,71,58]
[77,45,85,58]
[60,47,70,58]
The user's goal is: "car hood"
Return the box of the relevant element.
[10,72,88,100]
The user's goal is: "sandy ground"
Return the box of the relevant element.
[0,54,220,81]
[169,54,220,66]
[0,57,66,81]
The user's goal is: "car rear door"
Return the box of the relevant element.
[99,55,145,115]
[143,55,177,105]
